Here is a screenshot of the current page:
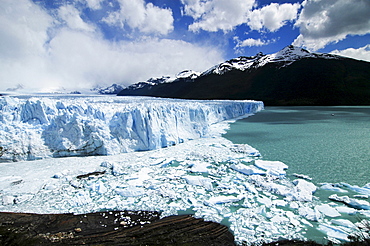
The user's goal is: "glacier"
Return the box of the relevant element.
[1,95,370,245]
[0,95,263,161]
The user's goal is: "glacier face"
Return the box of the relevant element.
[0,95,263,161]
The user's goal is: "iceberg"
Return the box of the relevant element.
[318,224,351,242]
[315,204,341,217]
[254,160,288,176]
[329,194,370,210]
[0,96,263,161]
[320,183,348,193]
[340,183,370,196]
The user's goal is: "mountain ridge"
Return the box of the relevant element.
[117,46,370,106]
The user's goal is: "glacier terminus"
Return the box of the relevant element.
[0,96,263,161]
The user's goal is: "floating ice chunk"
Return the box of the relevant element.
[318,224,350,241]
[291,179,316,202]
[116,187,145,197]
[262,182,291,197]
[341,183,370,196]
[244,183,258,194]
[298,206,322,221]
[320,183,348,193]
[273,199,288,207]
[289,201,299,209]
[183,176,213,191]
[239,227,256,237]
[360,210,370,218]
[257,196,272,208]
[315,204,341,217]
[331,219,357,229]
[205,195,241,205]
[231,164,265,175]
[335,206,357,215]
[125,168,152,187]
[293,173,312,180]
[270,214,289,223]
[285,211,301,227]
[254,160,288,176]
[187,161,211,173]
[230,144,260,157]
[354,194,369,199]
[195,207,224,223]
[329,194,370,210]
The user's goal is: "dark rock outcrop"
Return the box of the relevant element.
[0,211,235,245]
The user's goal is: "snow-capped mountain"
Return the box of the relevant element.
[208,45,339,75]
[93,83,126,94]
[118,45,370,106]
[124,70,201,91]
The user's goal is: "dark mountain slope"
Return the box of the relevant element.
[118,47,370,106]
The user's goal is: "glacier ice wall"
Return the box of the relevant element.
[0,96,263,161]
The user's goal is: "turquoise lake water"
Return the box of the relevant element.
[224,106,370,186]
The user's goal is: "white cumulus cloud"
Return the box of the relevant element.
[181,0,300,33]
[330,44,370,62]
[0,0,223,92]
[58,4,96,32]
[102,0,174,35]
[182,0,256,32]
[293,0,370,51]
[248,3,301,32]
[235,37,268,48]
[85,0,103,10]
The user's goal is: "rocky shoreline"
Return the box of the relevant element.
[0,211,235,245]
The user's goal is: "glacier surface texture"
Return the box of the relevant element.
[0,96,263,161]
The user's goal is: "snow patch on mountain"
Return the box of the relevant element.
[94,84,126,94]
[176,70,201,79]
[0,95,263,161]
[125,70,201,91]
[210,45,340,75]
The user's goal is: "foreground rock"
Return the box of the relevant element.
[0,211,235,245]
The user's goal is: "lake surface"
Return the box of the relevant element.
[224,106,370,186]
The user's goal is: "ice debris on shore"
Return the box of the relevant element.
[1,134,370,245]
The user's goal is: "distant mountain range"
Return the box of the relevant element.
[117,45,370,106]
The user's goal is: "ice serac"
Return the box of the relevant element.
[0,96,263,161]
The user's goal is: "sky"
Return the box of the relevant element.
[1,0,370,92]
